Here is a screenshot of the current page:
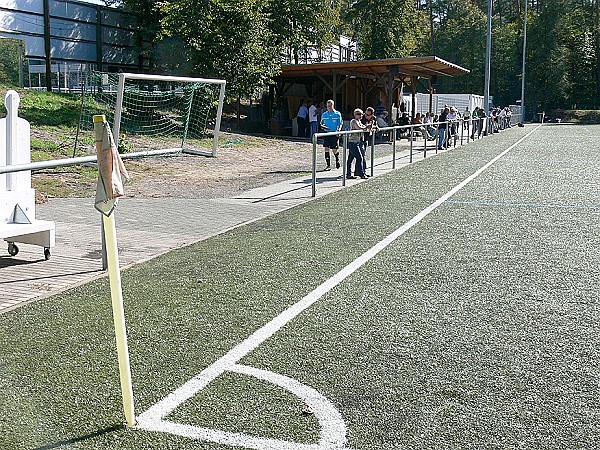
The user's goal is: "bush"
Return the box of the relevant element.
[563,110,600,124]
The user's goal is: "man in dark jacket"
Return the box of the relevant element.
[438,107,449,150]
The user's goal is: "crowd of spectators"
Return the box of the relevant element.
[295,98,515,175]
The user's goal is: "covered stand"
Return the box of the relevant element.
[268,56,470,132]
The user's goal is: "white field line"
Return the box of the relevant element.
[230,364,347,447]
[137,125,540,445]
[139,363,349,450]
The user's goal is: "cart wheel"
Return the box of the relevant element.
[44,248,51,261]
[8,243,19,256]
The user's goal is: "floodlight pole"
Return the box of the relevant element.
[520,0,528,124]
[483,0,492,117]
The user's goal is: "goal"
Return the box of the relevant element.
[77,72,226,157]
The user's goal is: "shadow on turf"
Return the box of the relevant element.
[33,424,123,450]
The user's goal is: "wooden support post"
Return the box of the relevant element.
[428,77,434,114]
[411,76,417,119]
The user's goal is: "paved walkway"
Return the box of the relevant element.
[1,143,443,313]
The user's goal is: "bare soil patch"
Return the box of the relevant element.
[32,131,315,202]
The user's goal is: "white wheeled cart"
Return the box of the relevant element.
[0,90,55,260]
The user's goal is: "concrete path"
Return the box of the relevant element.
[0,143,443,313]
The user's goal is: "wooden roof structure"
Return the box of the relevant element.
[280,56,470,79]
[269,56,470,126]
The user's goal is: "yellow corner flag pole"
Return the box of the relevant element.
[93,114,136,427]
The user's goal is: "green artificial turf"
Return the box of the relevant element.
[1,124,599,449]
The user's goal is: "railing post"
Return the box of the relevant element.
[467,118,470,143]
[445,122,449,150]
[370,132,375,177]
[312,133,317,197]
[392,128,396,169]
[409,126,414,160]
[342,133,347,186]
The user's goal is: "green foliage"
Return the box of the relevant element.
[347,0,428,59]
[269,0,341,63]
[432,0,487,95]
[430,0,599,112]
[159,0,281,99]
[0,38,23,87]
[120,0,599,112]
[563,109,600,123]
[118,133,134,153]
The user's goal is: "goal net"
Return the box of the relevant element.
[76,72,226,157]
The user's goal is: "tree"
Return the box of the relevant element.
[0,38,23,87]
[268,0,341,64]
[429,0,488,95]
[120,0,162,71]
[346,0,428,60]
[159,0,281,99]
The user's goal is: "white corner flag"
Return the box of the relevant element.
[94,117,128,216]
[93,114,136,427]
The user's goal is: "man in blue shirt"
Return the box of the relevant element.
[297,100,309,138]
[319,99,343,170]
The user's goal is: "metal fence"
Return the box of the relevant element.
[311,115,523,197]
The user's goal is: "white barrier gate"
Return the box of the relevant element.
[0,90,55,260]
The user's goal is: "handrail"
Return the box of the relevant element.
[311,115,521,197]
[0,147,185,175]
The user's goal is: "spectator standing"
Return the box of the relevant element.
[360,107,377,177]
[308,101,318,139]
[470,107,479,139]
[316,102,324,132]
[448,107,458,142]
[438,107,449,150]
[463,107,471,131]
[505,107,512,128]
[320,99,343,171]
[498,107,507,130]
[347,108,367,179]
[297,100,309,138]
[478,107,487,137]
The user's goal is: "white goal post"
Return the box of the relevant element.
[112,73,226,157]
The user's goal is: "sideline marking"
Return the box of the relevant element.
[446,199,600,211]
[137,125,541,448]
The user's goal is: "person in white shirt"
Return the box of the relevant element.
[448,106,458,139]
[347,108,367,179]
[424,112,437,138]
[308,101,318,139]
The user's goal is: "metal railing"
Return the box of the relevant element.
[311,114,523,197]
[0,147,186,175]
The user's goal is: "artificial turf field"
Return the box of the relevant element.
[1,123,599,449]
